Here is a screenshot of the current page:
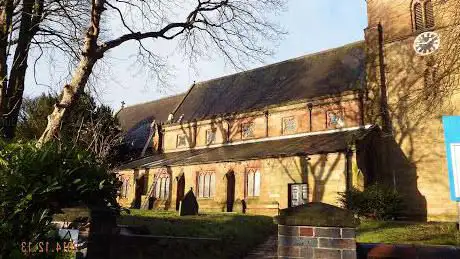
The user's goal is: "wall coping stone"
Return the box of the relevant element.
[274,202,359,227]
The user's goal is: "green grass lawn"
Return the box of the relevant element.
[117,209,276,258]
[357,220,460,246]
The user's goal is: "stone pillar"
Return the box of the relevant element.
[86,207,118,259]
[274,202,359,259]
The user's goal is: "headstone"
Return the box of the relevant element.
[179,188,199,216]
[233,199,245,213]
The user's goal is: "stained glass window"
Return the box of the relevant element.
[327,111,345,128]
[242,123,255,139]
[197,171,215,198]
[154,173,171,200]
[206,129,216,145]
[120,178,129,198]
[246,169,261,197]
[177,134,187,148]
[282,117,297,134]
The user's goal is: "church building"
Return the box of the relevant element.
[115,0,460,221]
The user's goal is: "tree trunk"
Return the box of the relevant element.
[1,0,43,140]
[37,56,97,145]
[0,1,14,138]
[37,0,105,146]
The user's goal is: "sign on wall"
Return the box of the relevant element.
[442,116,460,201]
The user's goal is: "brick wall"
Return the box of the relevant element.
[162,97,362,152]
[277,225,356,259]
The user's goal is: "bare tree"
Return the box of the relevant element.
[0,0,89,140]
[37,0,286,145]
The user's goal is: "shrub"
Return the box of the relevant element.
[0,141,121,257]
[338,184,404,220]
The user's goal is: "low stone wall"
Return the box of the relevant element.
[278,225,356,259]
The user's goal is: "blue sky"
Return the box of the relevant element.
[24,0,368,111]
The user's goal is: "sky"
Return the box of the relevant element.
[24,0,368,111]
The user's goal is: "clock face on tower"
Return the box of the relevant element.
[413,31,441,56]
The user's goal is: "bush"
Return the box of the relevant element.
[338,184,404,220]
[0,141,121,257]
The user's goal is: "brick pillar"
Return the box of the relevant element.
[86,207,118,259]
[274,202,359,259]
[278,225,356,259]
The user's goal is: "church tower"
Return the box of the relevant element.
[364,0,460,220]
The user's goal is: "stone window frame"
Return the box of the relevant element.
[205,128,217,145]
[326,109,346,129]
[119,176,130,199]
[281,116,297,135]
[196,171,216,199]
[245,168,261,198]
[176,134,187,148]
[154,169,171,200]
[241,122,255,139]
[412,0,435,32]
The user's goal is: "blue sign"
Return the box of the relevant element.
[442,116,460,201]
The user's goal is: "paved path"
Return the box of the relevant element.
[244,235,278,259]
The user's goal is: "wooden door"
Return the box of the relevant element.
[226,172,236,212]
[176,175,185,211]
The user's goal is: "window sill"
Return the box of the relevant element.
[281,131,297,136]
[197,197,214,200]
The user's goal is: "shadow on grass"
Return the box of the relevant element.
[116,211,277,259]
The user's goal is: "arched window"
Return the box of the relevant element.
[424,0,435,28]
[197,171,215,198]
[414,2,424,31]
[246,169,261,197]
[413,0,435,31]
[154,172,170,200]
[120,177,130,198]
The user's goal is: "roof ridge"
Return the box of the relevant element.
[120,92,187,111]
[193,40,365,88]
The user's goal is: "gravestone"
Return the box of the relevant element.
[274,202,359,259]
[179,188,199,216]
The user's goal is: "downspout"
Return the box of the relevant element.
[377,23,393,134]
[377,23,396,191]
[307,103,313,131]
[264,111,269,137]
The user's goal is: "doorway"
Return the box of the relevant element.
[176,174,185,211]
[288,183,308,208]
[226,171,236,212]
[134,174,147,209]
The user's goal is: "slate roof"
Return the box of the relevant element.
[117,94,186,131]
[117,94,185,151]
[173,41,365,121]
[116,41,366,158]
[118,128,367,170]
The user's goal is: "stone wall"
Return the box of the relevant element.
[366,0,460,220]
[277,225,356,259]
[116,152,362,215]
